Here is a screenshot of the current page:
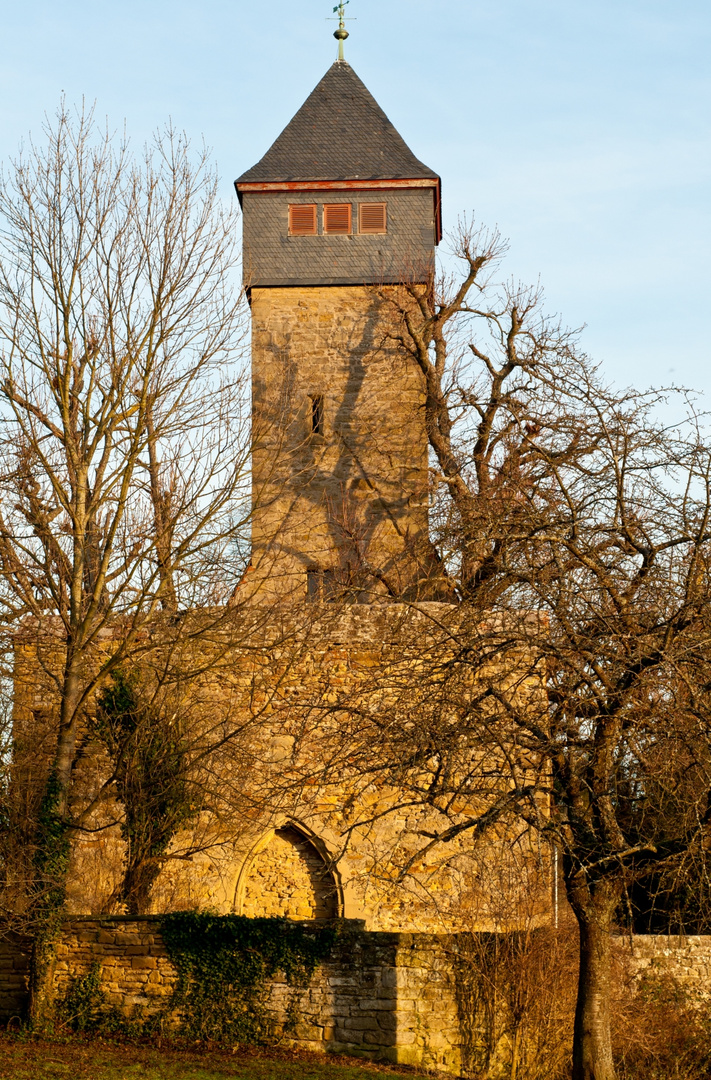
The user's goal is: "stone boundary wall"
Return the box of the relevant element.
[615,934,711,995]
[0,933,30,1022]
[0,918,462,1075]
[3,924,711,1075]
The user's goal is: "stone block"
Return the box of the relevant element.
[362,1031,389,1046]
[114,933,138,946]
[131,957,157,970]
[344,1016,381,1031]
[291,1023,323,1041]
[333,1027,362,1044]
[360,995,396,1008]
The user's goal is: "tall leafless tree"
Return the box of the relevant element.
[303,224,711,1080]
[0,103,262,1011]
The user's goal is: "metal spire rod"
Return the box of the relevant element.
[332,1,351,62]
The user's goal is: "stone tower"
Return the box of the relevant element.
[235,61,441,601]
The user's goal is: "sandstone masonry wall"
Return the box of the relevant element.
[241,827,338,920]
[249,286,431,601]
[0,917,462,1075]
[3,925,711,1074]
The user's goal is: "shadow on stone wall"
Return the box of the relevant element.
[0,917,462,1075]
[240,827,339,920]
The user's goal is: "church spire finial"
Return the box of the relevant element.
[332,1,350,62]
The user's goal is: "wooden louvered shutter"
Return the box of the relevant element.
[323,203,352,234]
[358,202,387,234]
[289,204,317,235]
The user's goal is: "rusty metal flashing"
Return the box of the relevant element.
[236,178,438,193]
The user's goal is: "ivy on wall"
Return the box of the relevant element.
[160,912,339,1042]
[54,913,340,1042]
[56,961,106,1033]
[28,769,72,1029]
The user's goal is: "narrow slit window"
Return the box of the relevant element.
[307,567,322,602]
[321,569,341,602]
[288,204,317,235]
[359,202,387,234]
[310,394,324,435]
[323,203,352,234]
[307,567,344,602]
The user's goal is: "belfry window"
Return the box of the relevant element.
[358,202,387,234]
[310,394,324,435]
[289,204,317,235]
[323,203,352,234]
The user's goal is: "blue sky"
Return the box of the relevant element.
[1,0,709,401]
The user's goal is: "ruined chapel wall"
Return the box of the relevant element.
[14,603,547,933]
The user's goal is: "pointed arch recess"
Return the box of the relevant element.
[234,820,343,920]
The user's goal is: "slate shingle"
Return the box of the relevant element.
[236,62,438,184]
[242,189,435,288]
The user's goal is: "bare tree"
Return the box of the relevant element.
[0,102,259,1012]
[302,224,711,1080]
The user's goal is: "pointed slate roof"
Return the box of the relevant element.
[236,62,438,185]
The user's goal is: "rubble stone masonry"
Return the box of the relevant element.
[3,922,711,1075]
[0,918,462,1074]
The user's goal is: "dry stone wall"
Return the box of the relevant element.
[0,917,461,1073]
[0,934,30,1022]
[616,934,711,995]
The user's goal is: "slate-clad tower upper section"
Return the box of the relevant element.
[235,62,441,288]
[238,59,439,601]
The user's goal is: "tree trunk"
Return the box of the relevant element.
[26,936,57,1030]
[54,660,83,815]
[572,903,617,1080]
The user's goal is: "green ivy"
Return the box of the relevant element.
[34,768,71,926]
[160,912,339,1043]
[56,961,106,1033]
[28,768,72,1030]
[94,669,199,915]
[55,962,157,1038]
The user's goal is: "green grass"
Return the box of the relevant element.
[0,1037,425,1080]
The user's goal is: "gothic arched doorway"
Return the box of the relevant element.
[238,825,339,920]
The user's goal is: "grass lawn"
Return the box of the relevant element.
[0,1037,430,1080]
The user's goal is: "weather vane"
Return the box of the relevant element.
[329,1,355,62]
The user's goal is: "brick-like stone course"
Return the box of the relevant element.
[52,920,177,1014]
[3,925,711,1074]
[0,918,461,1074]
